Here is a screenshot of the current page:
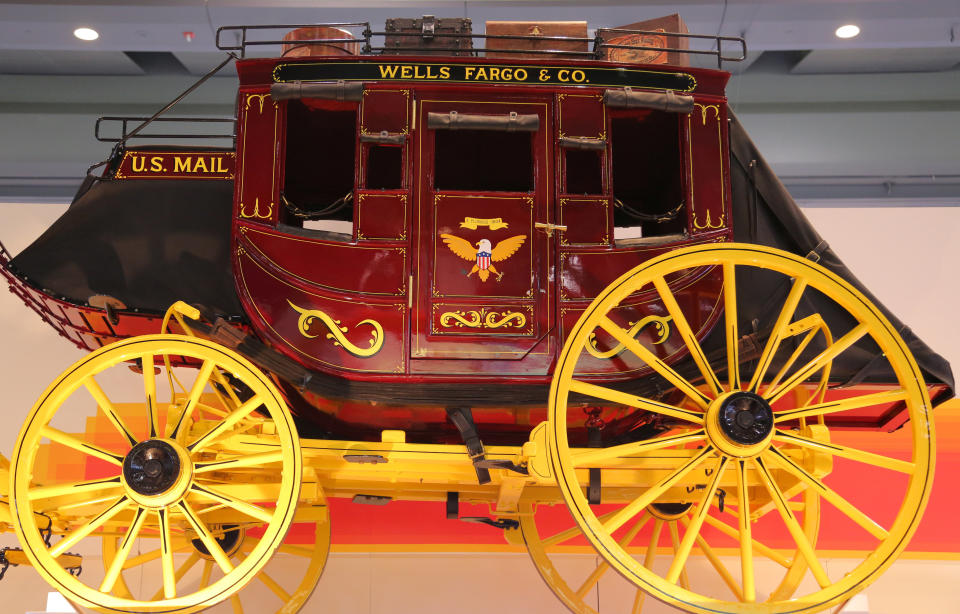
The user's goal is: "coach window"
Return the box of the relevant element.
[281,99,356,240]
[434,130,533,192]
[610,110,685,242]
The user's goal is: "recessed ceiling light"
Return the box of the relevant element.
[835,24,861,39]
[73,27,99,41]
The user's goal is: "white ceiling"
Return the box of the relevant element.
[0,0,957,199]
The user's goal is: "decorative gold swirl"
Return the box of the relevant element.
[288,300,384,357]
[586,315,672,359]
[439,308,527,330]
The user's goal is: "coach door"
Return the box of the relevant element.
[410,96,554,369]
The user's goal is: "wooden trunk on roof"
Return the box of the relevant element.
[383,16,473,56]
[600,13,690,66]
[484,21,588,59]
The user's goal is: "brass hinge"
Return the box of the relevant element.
[534,222,567,237]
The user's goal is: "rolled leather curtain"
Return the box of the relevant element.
[602,87,694,113]
[427,110,539,132]
[270,80,364,102]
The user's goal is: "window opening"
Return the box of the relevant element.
[282,101,356,238]
[365,145,404,190]
[434,130,533,192]
[564,148,604,195]
[610,111,685,242]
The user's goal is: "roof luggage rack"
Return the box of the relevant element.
[95,116,236,143]
[216,22,747,68]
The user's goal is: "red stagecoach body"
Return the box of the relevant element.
[0,20,952,446]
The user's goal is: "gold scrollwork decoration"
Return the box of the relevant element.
[586,315,673,359]
[246,93,274,114]
[693,209,725,231]
[288,300,384,357]
[239,197,273,220]
[439,308,527,330]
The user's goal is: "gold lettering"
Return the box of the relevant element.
[150,156,163,172]
[514,68,528,81]
[475,67,488,80]
[425,65,438,79]
[193,157,208,173]
[558,69,570,82]
[400,65,413,78]
[539,68,551,81]
[464,66,475,80]
[131,156,146,173]
[413,65,425,79]
[439,66,451,79]
[174,157,192,173]
[215,157,227,173]
[378,64,399,78]
[488,67,501,80]
[501,68,513,80]
[572,69,586,83]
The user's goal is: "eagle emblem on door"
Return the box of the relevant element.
[440,234,527,282]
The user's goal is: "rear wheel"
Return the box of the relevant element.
[548,244,934,613]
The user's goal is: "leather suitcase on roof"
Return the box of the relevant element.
[484,21,588,59]
[600,14,690,66]
[383,15,473,56]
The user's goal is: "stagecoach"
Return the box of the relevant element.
[0,16,952,614]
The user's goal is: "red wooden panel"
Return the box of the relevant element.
[235,88,280,225]
[559,197,610,246]
[557,92,606,139]
[687,103,729,233]
[356,191,408,241]
[238,223,407,297]
[431,302,535,336]
[236,248,406,375]
[360,88,411,136]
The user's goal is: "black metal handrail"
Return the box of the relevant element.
[215,22,747,67]
[95,116,236,143]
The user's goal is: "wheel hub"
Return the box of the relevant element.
[648,502,693,520]
[192,525,245,560]
[121,439,193,507]
[706,391,776,458]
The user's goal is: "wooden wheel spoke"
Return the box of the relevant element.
[598,316,711,410]
[632,517,665,612]
[541,508,620,548]
[773,389,908,424]
[602,446,715,534]
[682,516,745,601]
[765,323,868,404]
[50,496,131,557]
[39,426,124,466]
[150,552,200,601]
[189,395,265,453]
[667,521,690,589]
[179,499,235,574]
[576,512,651,598]
[190,484,274,523]
[666,457,729,584]
[653,276,722,397]
[158,508,177,599]
[723,262,741,391]
[748,278,808,393]
[569,379,704,425]
[169,360,216,440]
[100,507,148,593]
[143,353,159,438]
[572,429,707,467]
[194,450,285,474]
[702,514,790,567]
[199,560,214,587]
[230,594,244,614]
[736,460,756,602]
[763,322,823,395]
[774,430,915,473]
[29,476,123,501]
[122,538,192,569]
[753,457,831,588]
[84,376,138,447]
[258,569,292,602]
[763,448,888,540]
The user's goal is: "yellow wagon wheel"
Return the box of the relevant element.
[516,490,819,613]
[10,334,302,613]
[103,504,330,614]
[548,243,934,614]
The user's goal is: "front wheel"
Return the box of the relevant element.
[548,243,934,614]
[10,334,302,613]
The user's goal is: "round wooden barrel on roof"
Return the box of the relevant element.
[281,26,360,57]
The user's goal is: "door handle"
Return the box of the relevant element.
[535,222,567,238]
